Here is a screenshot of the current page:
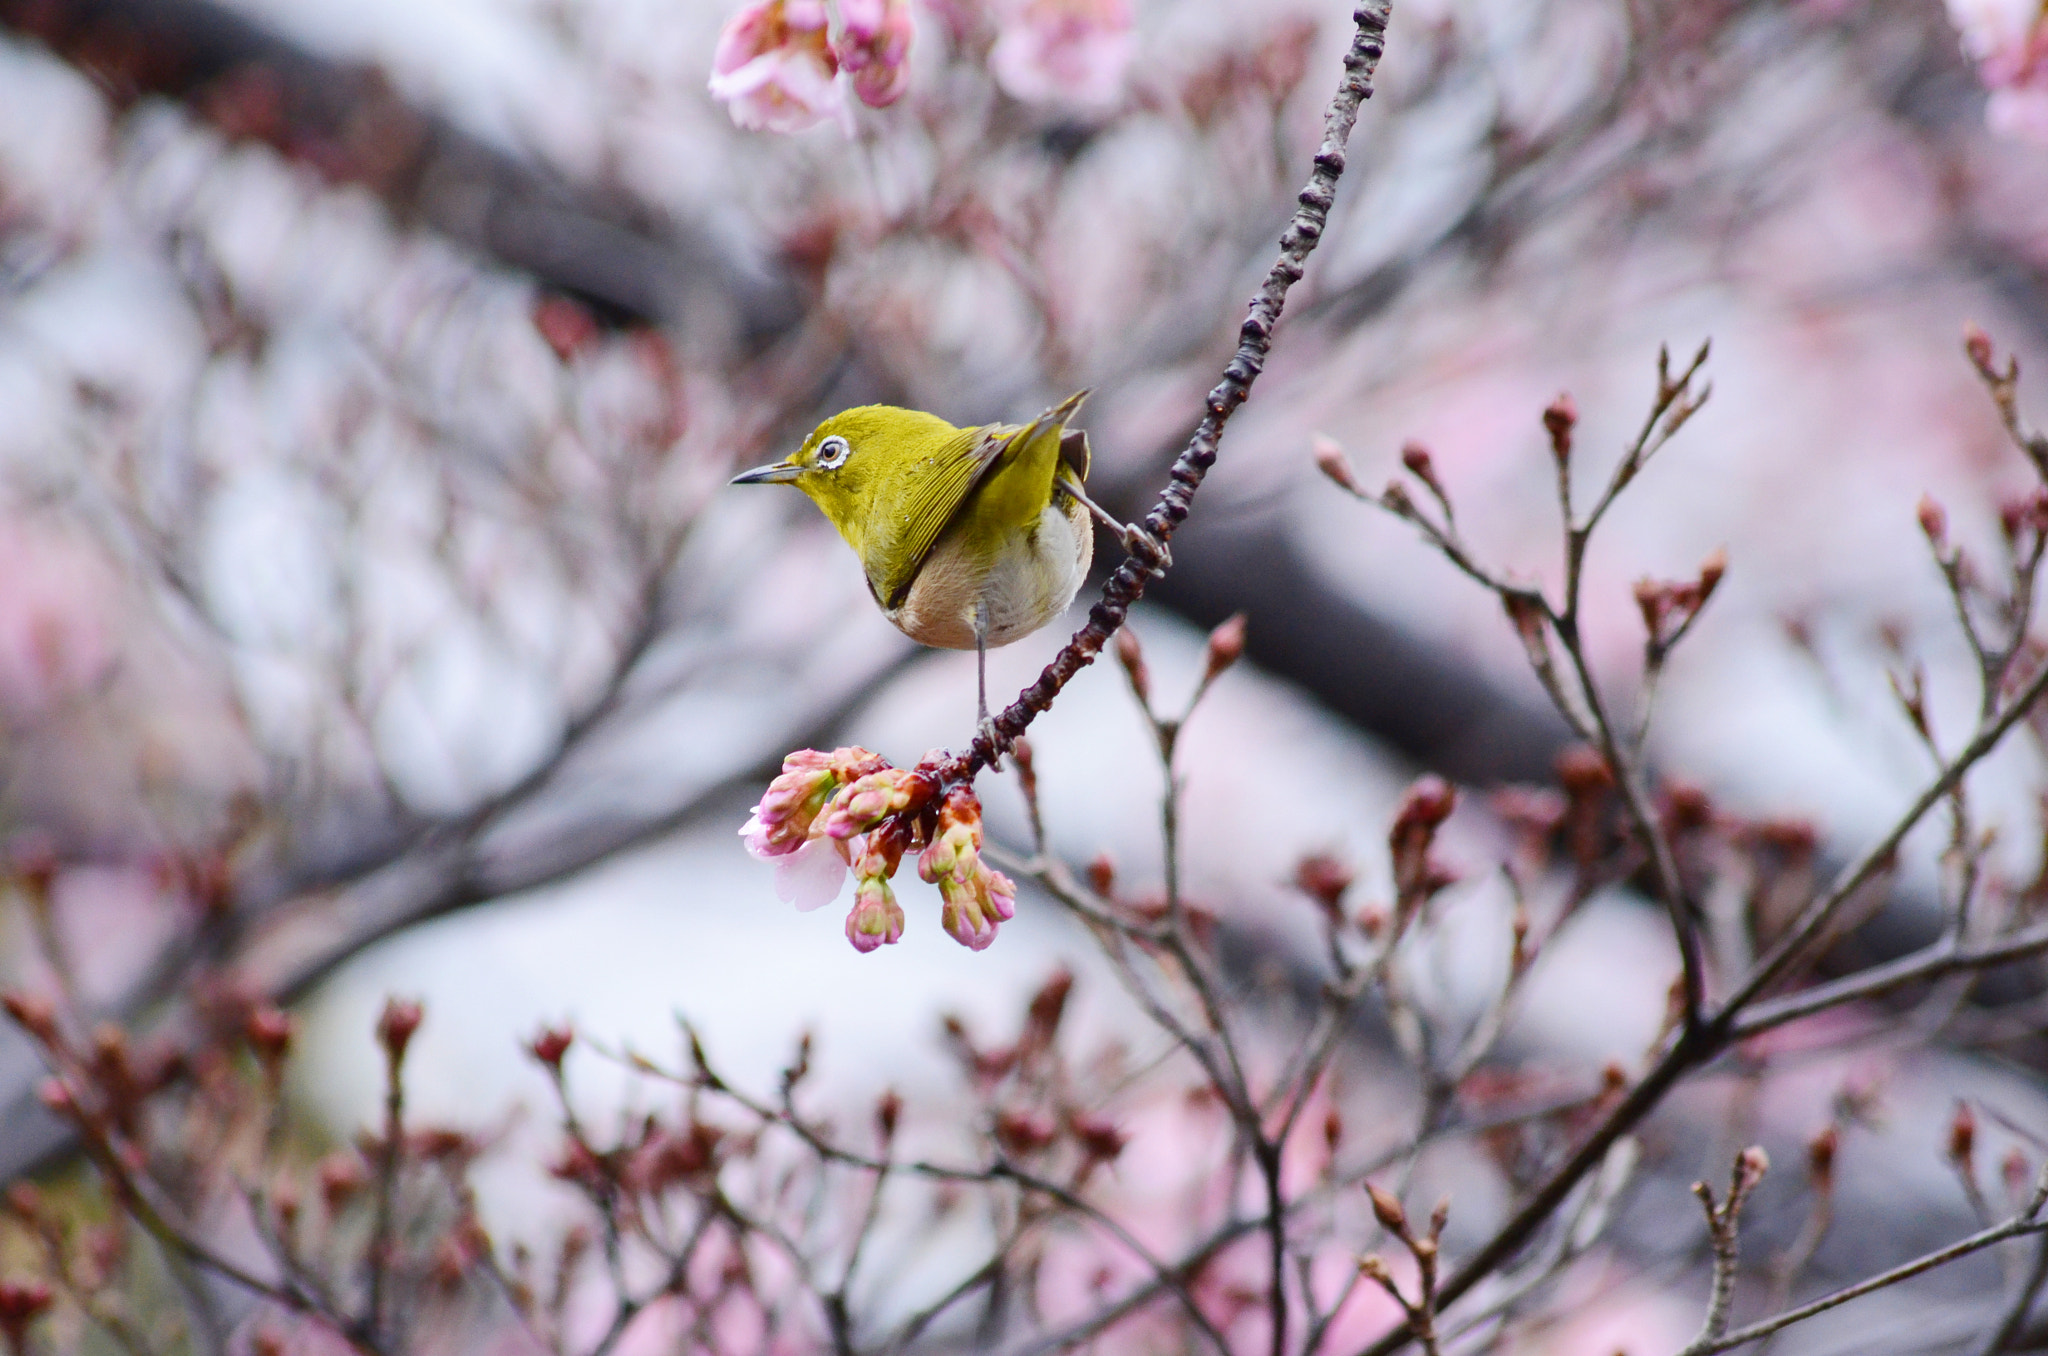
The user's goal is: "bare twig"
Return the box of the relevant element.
[942,0,1394,784]
[1678,1147,1770,1356]
[1686,1168,2048,1356]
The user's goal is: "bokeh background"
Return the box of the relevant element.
[4,0,2048,1350]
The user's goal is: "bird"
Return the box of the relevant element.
[731,391,1155,730]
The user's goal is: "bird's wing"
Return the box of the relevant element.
[870,421,1009,611]
[876,392,1091,611]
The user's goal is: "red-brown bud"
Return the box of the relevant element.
[1964,323,1996,377]
[1324,1107,1343,1153]
[377,998,424,1066]
[1114,626,1150,707]
[318,1152,368,1213]
[1918,495,1949,551]
[1009,735,1038,800]
[1542,393,1578,463]
[1555,745,1613,796]
[1201,613,1248,686]
[1394,775,1456,833]
[876,1089,902,1143]
[1024,969,1074,1049]
[1366,1182,1407,1234]
[533,295,600,364]
[1697,547,1727,600]
[1949,1101,1977,1168]
[0,992,57,1047]
[35,1078,75,1119]
[245,1006,293,1068]
[1294,853,1353,917]
[1071,1113,1127,1163]
[1401,441,1450,506]
[1085,853,1116,897]
[0,1279,53,1348]
[1808,1124,1838,1188]
[1661,780,1712,833]
[528,1026,574,1071]
[2004,1147,2031,1202]
[994,1110,1058,1156]
[1312,434,1362,495]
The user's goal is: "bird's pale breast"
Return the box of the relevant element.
[885,495,1092,650]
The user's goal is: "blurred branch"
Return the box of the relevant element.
[0,640,918,1184]
[1690,1167,2048,1356]
[0,0,797,338]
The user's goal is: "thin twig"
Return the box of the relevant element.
[1687,1184,2048,1356]
[941,0,1394,784]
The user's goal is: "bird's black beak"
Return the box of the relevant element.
[730,460,804,485]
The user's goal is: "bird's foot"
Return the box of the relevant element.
[1121,523,1172,573]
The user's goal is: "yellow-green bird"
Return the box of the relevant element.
[732,391,1146,725]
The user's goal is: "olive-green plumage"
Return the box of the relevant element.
[731,392,1097,654]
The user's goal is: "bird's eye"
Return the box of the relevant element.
[815,435,852,470]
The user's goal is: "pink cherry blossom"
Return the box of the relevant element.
[740,747,887,910]
[1946,0,2048,142]
[836,0,915,109]
[772,835,851,911]
[709,0,854,135]
[987,0,1134,109]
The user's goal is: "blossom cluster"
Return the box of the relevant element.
[1946,0,2048,142]
[708,0,1133,135]
[740,747,1017,951]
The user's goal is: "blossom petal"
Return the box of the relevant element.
[774,838,848,911]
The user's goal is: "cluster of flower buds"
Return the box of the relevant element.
[708,0,1137,135]
[742,747,1016,952]
[708,0,913,134]
[1631,548,1726,653]
[1387,774,1458,929]
[1944,0,2048,143]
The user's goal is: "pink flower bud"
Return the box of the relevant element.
[1312,434,1362,495]
[742,747,887,860]
[1542,393,1577,464]
[845,874,905,952]
[821,766,930,839]
[1965,323,1997,374]
[835,0,914,108]
[377,998,423,1064]
[1113,626,1150,706]
[919,787,1015,950]
[1201,613,1247,686]
[528,1026,574,1071]
[1918,495,1949,550]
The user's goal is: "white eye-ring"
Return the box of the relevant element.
[815,434,852,470]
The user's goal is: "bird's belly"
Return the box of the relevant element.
[886,501,1093,650]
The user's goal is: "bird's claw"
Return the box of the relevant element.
[1122,525,1171,573]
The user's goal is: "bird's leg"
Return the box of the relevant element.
[975,598,996,748]
[1059,475,1171,572]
